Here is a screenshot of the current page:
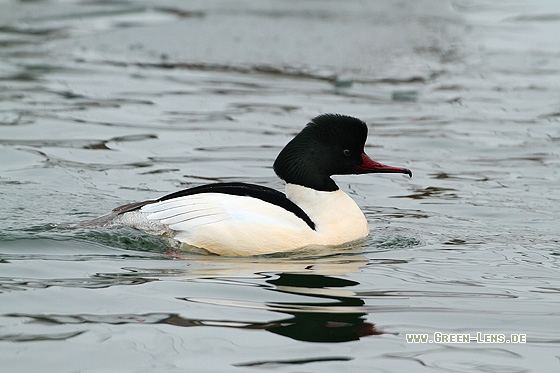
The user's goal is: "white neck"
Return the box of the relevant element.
[285,183,370,245]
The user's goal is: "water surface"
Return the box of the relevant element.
[1,1,560,372]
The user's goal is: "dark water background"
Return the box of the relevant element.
[1,1,559,372]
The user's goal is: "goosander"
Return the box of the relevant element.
[88,114,411,256]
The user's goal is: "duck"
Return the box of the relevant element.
[88,114,411,256]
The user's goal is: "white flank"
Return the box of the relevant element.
[118,184,369,256]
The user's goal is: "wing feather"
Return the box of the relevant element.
[168,212,229,230]
[147,206,223,223]
[139,195,228,227]
[159,209,227,226]
[140,196,207,213]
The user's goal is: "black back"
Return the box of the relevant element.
[114,182,316,231]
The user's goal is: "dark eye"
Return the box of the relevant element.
[343,149,352,157]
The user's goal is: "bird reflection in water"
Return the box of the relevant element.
[7,250,393,344]
[8,273,384,343]
[173,272,384,343]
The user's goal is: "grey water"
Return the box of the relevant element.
[1,0,560,372]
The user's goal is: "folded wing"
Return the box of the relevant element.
[138,192,316,255]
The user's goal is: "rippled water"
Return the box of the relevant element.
[1,1,560,372]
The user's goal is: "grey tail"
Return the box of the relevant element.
[74,199,157,228]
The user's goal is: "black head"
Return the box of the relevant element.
[273,114,412,191]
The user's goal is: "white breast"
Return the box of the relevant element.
[285,184,370,245]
